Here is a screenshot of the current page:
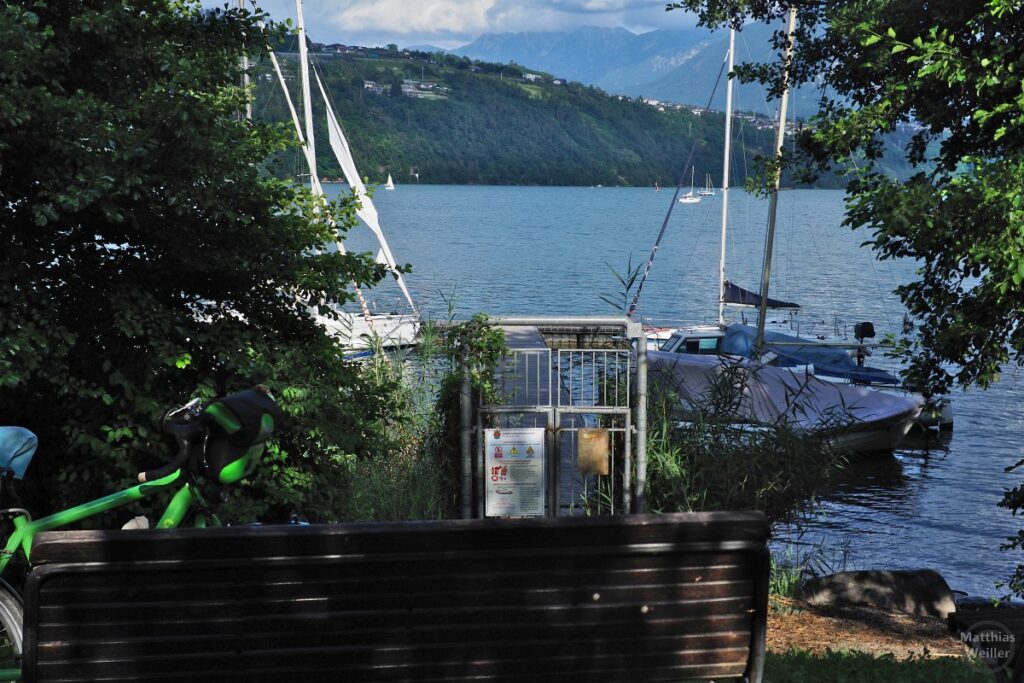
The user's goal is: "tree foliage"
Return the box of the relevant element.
[0,0,392,522]
[668,0,1024,595]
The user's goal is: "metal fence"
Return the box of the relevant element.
[464,317,648,518]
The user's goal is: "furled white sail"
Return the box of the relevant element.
[316,71,417,315]
[255,0,419,351]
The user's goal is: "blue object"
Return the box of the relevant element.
[0,426,38,479]
[722,324,901,385]
[723,280,800,309]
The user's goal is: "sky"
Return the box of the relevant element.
[204,0,698,50]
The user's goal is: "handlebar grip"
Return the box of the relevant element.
[138,461,182,484]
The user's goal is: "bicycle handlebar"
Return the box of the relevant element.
[137,420,204,484]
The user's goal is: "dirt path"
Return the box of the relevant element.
[768,597,968,658]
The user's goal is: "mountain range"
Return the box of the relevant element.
[449,23,823,118]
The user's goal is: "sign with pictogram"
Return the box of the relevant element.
[484,427,545,517]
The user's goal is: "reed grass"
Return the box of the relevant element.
[331,315,455,522]
[644,363,847,524]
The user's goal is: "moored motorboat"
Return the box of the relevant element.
[648,351,923,453]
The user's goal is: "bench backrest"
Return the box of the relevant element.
[23,512,769,682]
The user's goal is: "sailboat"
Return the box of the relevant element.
[677,167,701,204]
[647,19,923,451]
[698,173,715,197]
[385,174,395,191]
[267,1,418,351]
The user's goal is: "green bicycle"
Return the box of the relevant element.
[0,386,283,677]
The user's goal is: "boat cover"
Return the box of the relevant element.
[647,351,922,433]
[723,281,800,309]
[722,324,901,385]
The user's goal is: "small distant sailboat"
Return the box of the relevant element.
[385,173,395,191]
[655,181,660,192]
[698,173,715,197]
[678,167,701,204]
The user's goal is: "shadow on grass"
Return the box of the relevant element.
[765,649,995,683]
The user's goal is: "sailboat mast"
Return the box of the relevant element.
[717,28,736,327]
[240,0,252,121]
[754,6,798,357]
[295,0,317,185]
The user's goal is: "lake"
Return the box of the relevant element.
[329,182,1021,599]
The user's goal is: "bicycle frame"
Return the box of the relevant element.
[0,467,215,575]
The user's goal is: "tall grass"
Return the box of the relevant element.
[771,547,808,600]
[333,304,507,522]
[644,363,847,524]
[338,448,445,521]
[332,318,454,522]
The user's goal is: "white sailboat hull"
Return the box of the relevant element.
[316,310,419,350]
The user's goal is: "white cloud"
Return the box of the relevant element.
[329,0,495,36]
[225,0,695,48]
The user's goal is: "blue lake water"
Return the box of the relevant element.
[330,182,1021,598]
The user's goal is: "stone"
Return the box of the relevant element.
[801,569,957,618]
[120,515,150,530]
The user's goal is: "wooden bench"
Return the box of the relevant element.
[22,512,769,682]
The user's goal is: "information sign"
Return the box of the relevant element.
[484,427,545,517]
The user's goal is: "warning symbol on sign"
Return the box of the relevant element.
[527,446,535,455]
[510,447,519,455]
[494,446,503,458]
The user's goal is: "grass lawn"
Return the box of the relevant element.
[517,83,544,98]
[765,649,996,682]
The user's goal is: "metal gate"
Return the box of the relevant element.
[469,317,647,518]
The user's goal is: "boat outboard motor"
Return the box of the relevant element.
[853,322,876,341]
[853,322,876,367]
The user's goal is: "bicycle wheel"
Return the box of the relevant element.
[0,582,22,672]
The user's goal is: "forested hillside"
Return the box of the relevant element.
[253,48,921,188]
[254,49,779,187]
